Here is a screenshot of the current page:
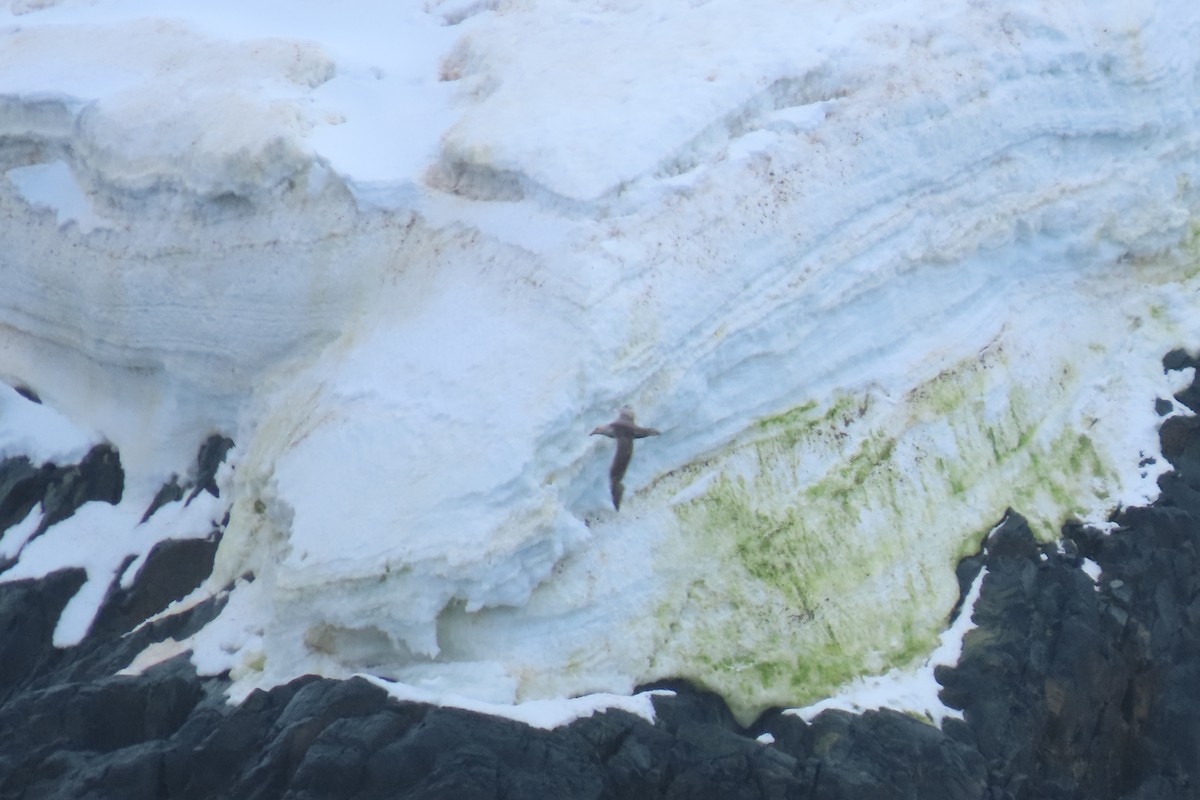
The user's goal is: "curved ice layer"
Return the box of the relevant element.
[1,0,1198,721]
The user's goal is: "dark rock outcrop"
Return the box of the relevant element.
[0,457,56,535]
[0,568,87,704]
[1,353,1199,799]
[186,434,235,505]
[0,435,230,701]
[35,443,125,537]
[89,535,222,641]
[142,432,237,523]
[0,442,125,553]
[934,348,1200,799]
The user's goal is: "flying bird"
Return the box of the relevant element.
[590,408,660,510]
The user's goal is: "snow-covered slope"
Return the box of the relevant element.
[1,0,1198,722]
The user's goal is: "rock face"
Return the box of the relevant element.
[1,351,1200,799]
[934,347,1200,799]
[0,443,125,573]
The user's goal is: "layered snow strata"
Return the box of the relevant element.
[0,12,418,475]
[1,0,1199,723]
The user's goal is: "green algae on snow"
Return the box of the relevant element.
[659,347,1122,720]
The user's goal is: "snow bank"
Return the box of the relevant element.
[1,0,1198,722]
[360,675,671,731]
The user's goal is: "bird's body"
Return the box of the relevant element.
[591,408,660,510]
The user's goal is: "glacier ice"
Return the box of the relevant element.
[1,0,1198,721]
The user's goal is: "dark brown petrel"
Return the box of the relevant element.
[590,407,660,510]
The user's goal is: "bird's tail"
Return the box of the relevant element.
[611,480,625,510]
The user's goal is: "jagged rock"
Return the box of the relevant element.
[1160,347,1197,373]
[1172,377,1200,417]
[0,445,126,566]
[1162,347,1199,427]
[33,443,125,541]
[186,434,235,505]
[13,385,41,404]
[933,356,1200,799]
[938,514,1136,797]
[0,457,55,535]
[1160,415,1200,472]
[0,657,208,800]
[44,584,228,697]
[0,657,204,756]
[141,476,185,523]
[982,509,1040,559]
[628,683,806,799]
[89,534,222,640]
[0,568,87,703]
[763,707,986,800]
[142,433,235,522]
[2,357,1200,799]
[0,437,229,705]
